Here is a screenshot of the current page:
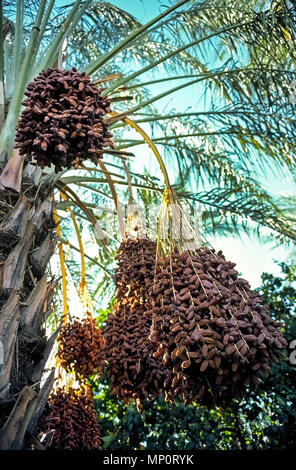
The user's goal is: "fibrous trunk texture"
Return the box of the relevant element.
[0,159,57,450]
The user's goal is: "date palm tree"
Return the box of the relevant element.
[0,0,295,449]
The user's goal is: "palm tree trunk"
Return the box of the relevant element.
[0,156,57,450]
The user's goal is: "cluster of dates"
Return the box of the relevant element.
[149,247,287,407]
[57,314,104,381]
[39,386,101,450]
[103,238,167,406]
[40,315,104,449]
[15,68,113,172]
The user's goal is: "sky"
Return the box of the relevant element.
[105,0,295,288]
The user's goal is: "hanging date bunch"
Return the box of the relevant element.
[114,236,156,302]
[15,68,113,172]
[57,313,104,381]
[39,386,101,450]
[103,237,167,406]
[149,188,287,407]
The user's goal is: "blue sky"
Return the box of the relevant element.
[106,0,295,287]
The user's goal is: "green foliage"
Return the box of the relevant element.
[92,262,296,450]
